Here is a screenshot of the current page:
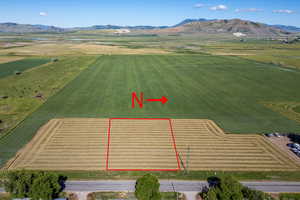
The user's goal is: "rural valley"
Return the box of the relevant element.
[1,1,300,199]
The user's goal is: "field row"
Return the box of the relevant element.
[6,119,106,170]
[6,118,300,171]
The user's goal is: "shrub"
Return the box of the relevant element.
[135,174,161,200]
[279,193,300,200]
[242,186,275,200]
[14,70,22,75]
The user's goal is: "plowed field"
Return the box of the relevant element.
[6,118,300,171]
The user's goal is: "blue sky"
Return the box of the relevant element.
[0,0,300,27]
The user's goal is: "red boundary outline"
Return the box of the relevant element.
[105,118,181,171]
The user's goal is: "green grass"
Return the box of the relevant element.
[61,170,300,181]
[293,106,300,114]
[0,58,50,78]
[201,41,300,69]
[1,54,300,167]
[2,170,300,181]
[279,193,300,200]
[0,56,97,138]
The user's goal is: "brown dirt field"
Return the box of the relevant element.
[6,118,107,171]
[211,52,255,56]
[173,119,299,171]
[0,56,24,64]
[108,119,179,170]
[267,136,300,164]
[6,118,300,171]
[0,42,168,56]
[70,43,168,55]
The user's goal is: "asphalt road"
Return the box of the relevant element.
[64,180,300,193]
[1,180,300,193]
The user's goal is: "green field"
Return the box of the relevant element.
[199,40,300,69]
[0,56,97,138]
[0,58,50,78]
[294,106,300,114]
[1,54,300,167]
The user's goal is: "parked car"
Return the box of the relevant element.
[291,148,299,153]
[287,143,294,148]
[294,143,300,149]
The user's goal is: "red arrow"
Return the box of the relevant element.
[146,96,168,104]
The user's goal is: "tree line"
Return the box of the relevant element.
[3,171,296,200]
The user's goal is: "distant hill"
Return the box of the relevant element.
[0,23,65,33]
[71,25,168,31]
[172,18,214,27]
[173,19,300,33]
[155,19,291,36]
[270,25,300,33]
[0,22,168,33]
[0,19,299,36]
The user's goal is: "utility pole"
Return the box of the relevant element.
[178,146,191,174]
[186,146,190,174]
[178,153,186,173]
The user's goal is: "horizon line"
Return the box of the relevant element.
[1,17,299,29]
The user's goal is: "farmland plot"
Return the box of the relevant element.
[0,58,50,78]
[6,118,300,171]
[173,119,300,171]
[6,118,107,171]
[107,118,180,171]
[1,54,300,168]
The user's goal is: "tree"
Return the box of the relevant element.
[207,189,217,200]
[212,176,243,200]
[4,171,65,200]
[4,170,34,198]
[135,174,161,200]
[201,176,274,200]
[30,172,61,200]
[242,187,275,200]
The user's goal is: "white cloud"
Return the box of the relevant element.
[194,3,205,8]
[273,9,294,14]
[235,8,263,12]
[210,5,228,11]
[39,12,48,16]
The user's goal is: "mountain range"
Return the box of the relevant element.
[0,22,64,33]
[173,19,300,33]
[158,19,291,36]
[269,24,300,33]
[0,19,299,35]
